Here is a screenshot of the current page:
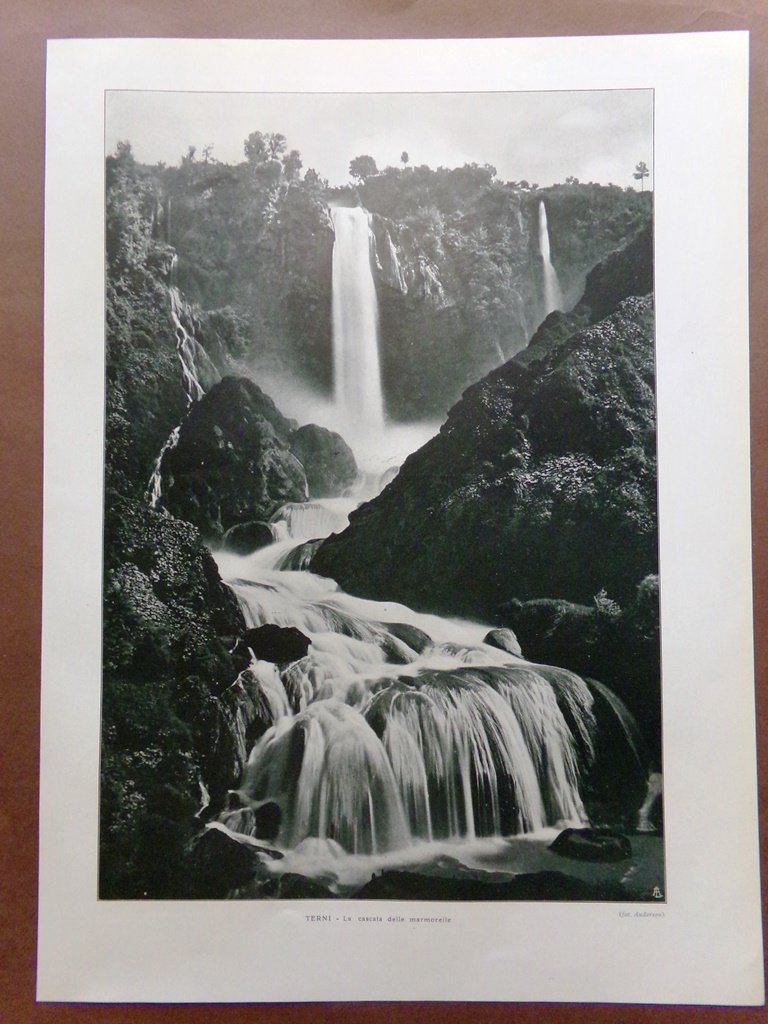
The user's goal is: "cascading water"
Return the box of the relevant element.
[539,200,563,316]
[330,207,385,431]
[163,205,647,892]
[145,425,180,508]
[145,280,206,508]
[213,499,646,881]
[169,286,205,403]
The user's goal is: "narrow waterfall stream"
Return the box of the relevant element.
[146,284,207,507]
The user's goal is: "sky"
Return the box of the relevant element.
[106,89,653,189]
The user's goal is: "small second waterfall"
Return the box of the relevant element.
[145,286,206,508]
[539,200,563,316]
[330,207,385,430]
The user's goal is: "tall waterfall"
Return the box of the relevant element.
[538,200,563,316]
[330,207,385,430]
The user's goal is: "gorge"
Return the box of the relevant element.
[101,138,661,901]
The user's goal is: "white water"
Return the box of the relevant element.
[211,501,648,868]
[169,286,205,403]
[539,200,563,316]
[330,207,385,431]
[145,425,180,509]
[146,286,209,508]
[145,218,642,883]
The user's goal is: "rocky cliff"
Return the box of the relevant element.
[311,225,657,619]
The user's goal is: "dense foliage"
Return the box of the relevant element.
[106,139,652,421]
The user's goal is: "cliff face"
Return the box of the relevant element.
[311,225,656,620]
[363,185,651,420]
[139,143,652,424]
[101,497,246,898]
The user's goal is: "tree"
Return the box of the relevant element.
[267,133,287,159]
[633,161,650,192]
[401,150,409,166]
[349,155,378,182]
[244,131,287,165]
[282,149,303,182]
[304,167,328,191]
[244,131,268,164]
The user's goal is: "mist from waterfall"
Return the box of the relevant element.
[539,200,563,316]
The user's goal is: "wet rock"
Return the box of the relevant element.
[385,622,433,654]
[355,869,624,901]
[255,873,337,900]
[254,802,282,841]
[483,628,522,657]
[276,539,323,571]
[290,423,358,498]
[239,624,311,664]
[222,520,274,555]
[549,827,632,862]
[185,824,273,898]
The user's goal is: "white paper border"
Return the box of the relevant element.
[40,33,763,1004]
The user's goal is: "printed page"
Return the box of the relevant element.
[39,33,762,1004]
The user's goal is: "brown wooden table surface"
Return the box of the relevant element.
[1,1,765,1020]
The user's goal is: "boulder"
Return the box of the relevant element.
[385,622,433,655]
[549,827,632,862]
[238,624,311,664]
[253,801,282,841]
[222,520,274,555]
[160,376,308,540]
[289,423,358,498]
[483,628,522,657]
[185,824,272,898]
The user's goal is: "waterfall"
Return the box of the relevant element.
[538,200,563,316]
[145,283,207,508]
[145,425,180,509]
[169,286,205,404]
[213,498,646,868]
[269,499,356,545]
[330,207,385,430]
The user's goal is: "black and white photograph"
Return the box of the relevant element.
[100,87,664,903]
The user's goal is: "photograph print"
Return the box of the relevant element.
[101,88,662,902]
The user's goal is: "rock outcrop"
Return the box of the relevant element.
[312,226,657,619]
[159,376,308,540]
[289,423,358,498]
[100,498,246,898]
